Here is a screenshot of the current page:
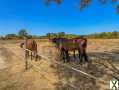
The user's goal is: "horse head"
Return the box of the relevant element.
[20,42,24,48]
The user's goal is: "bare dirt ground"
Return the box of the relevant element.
[0,40,58,90]
[0,39,119,90]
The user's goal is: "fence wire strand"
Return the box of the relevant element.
[24,48,107,83]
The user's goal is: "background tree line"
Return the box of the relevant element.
[87,31,119,39]
[0,29,119,40]
[46,31,119,39]
[0,29,31,40]
[46,32,80,39]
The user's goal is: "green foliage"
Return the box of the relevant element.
[58,32,65,38]
[46,33,58,38]
[2,30,119,40]
[87,31,119,39]
[5,34,18,39]
[46,32,80,39]
[64,34,80,38]
[18,29,28,38]
[4,29,30,40]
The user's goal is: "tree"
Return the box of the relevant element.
[5,34,18,39]
[58,32,65,38]
[18,29,28,38]
[46,33,58,38]
[46,33,51,39]
[45,0,119,13]
[87,31,119,38]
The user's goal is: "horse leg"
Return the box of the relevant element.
[25,51,28,58]
[84,53,88,62]
[62,50,66,63]
[36,55,38,61]
[32,52,34,59]
[80,53,83,63]
[60,48,66,63]
[27,51,29,58]
[78,50,80,61]
[60,50,64,60]
[62,51,65,60]
[31,52,33,60]
[35,52,38,61]
[66,50,69,62]
[83,50,88,62]
[78,50,82,62]
[78,49,83,63]
[73,50,76,59]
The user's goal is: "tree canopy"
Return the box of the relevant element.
[18,29,28,38]
[45,0,119,13]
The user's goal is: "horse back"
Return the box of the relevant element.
[60,39,78,50]
[26,39,37,52]
[59,37,87,50]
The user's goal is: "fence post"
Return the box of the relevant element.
[25,38,28,70]
[25,50,28,70]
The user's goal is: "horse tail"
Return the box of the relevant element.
[20,43,24,48]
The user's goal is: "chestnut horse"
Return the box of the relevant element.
[20,39,38,61]
[51,37,88,63]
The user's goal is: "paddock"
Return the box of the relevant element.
[0,39,119,90]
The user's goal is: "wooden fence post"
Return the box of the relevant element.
[25,50,28,70]
[25,38,28,70]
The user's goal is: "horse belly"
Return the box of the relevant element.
[63,42,78,51]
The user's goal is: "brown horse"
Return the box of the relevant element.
[73,37,88,62]
[20,39,38,61]
[51,37,88,63]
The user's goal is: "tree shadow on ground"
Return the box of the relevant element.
[51,50,119,90]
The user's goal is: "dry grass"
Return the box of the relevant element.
[0,39,119,90]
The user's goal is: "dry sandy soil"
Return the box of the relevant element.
[0,39,119,90]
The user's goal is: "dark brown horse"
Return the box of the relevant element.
[51,37,88,63]
[20,39,38,61]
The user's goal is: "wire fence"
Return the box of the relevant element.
[1,44,107,90]
[23,48,108,90]
[0,43,110,90]
[24,48,81,90]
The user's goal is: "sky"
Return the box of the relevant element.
[0,0,119,36]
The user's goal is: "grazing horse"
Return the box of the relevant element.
[51,38,69,61]
[51,37,88,63]
[20,39,38,61]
